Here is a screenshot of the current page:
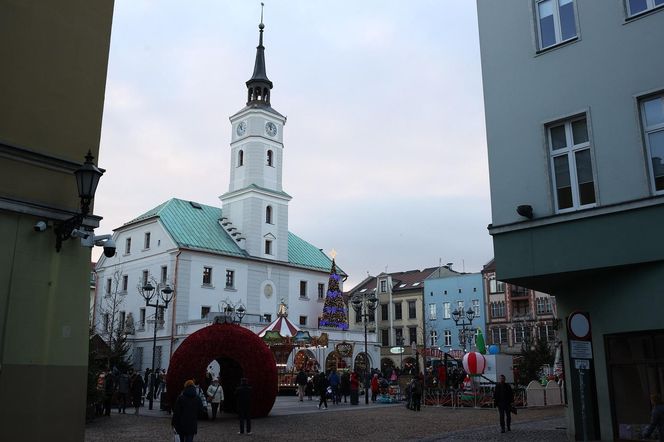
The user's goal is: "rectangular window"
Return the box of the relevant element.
[161,266,167,284]
[203,267,212,285]
[355,310,362,324]
[549,116,596,212]
[536,0,577,50]
[457,301,464,315]
[105,278,112,295]
[395,328,403,344]
[489,275,505,293]
[640,94,664,193]
[514,325,532,345]
[118,311,126,331]
[265,240,272,255]
[472,299,480,317]
[318,283,325,300]
[381,304,388,321]
[381,329,389,346]
[125,237,131,254]
[299,315,307,326]
[264,313,272,322]
[225,270,235,288]
[122,275,128,292]
[429,303,437,320]
[444,330,452,347]
[491,302,506,318]
[408,326,417,344]
[627,0,664,17]
[443,302,451,319]
[201,306,211,319]
[380,280,387,293]
[103,313,110,332]
[491,327,509,344]
[408,300,417,319]
[144,232,151,249]
[299,281,307,298]
[394,302,403,320]
[142,270,149,286]
[368,309,376,322]
[139,308,146,329]
[430,330,438,347]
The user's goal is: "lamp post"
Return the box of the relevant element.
[218,299,246,324]
[411,341,420,375]
[138,281,175,410]
[396,335,404,372]
[451,307,476,352]
[351,291,378,404]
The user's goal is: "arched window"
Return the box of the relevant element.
[238,150,244,167]
[265,206,272,224]
[266,150,273,167]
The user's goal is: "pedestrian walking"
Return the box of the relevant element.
[206,378,224,420]
[494,374,514,433]
[350,371,360,405]
[317,372,329,409]
[328,369,340,405]
[130,372,144,415]
[296,369,307,402]
[172,380,203,442]
[103,370,115,417]
[305,376,314,401]
[643,393,664,441]
[116,370,130,413]
[235,378,252,435]
[340,371,350,403]
[371,373,379,402]
[411,376,423,411]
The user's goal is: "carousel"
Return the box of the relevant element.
[257,302,328,393]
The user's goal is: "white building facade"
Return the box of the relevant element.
[93,18,378,373]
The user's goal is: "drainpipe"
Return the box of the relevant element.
[169,250,182,359]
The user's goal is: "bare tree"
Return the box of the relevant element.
[95,268,132,369]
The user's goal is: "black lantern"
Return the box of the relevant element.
[75,150,104,215]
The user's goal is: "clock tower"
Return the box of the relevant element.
[220,11,290,261]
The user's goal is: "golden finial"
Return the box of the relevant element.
[330,249,337,259]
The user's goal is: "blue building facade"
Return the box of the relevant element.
[424,269,486,353]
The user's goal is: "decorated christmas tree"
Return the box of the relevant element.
[319,254,348,330]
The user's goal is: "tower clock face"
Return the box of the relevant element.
[236,121,247,136]
[265,122,277,137]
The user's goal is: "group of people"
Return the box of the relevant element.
[171,377,252,441]
[95,368,146,416]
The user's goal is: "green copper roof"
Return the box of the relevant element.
[124,198,341,274]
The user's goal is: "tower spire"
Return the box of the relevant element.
[246,2,273,106]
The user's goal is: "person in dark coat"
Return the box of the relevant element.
[235,378,252,435]
[130,372,145,415]
[103,371,115,416]
[117,370,130,413]
[493,374,514,433]
[172,380,203,442]
[296,369,307,402]
[643,393,664,441]
[350,371,360,405]
[411,376,423,411]
[317,372,329,409]
[340,371,350,403]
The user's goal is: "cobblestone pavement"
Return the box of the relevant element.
[85,397,567,442]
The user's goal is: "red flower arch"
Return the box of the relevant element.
[166,323,277,417]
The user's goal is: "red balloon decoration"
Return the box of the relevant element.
[462,351,487,375]
[166,323,277,417]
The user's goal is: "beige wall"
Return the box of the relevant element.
[0,1,114,440]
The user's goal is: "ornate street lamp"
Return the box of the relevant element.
[451,307,476,352]
[351,291,378,404]
[138,280,175,410]
[54,150,105,251]
[218,299,246,324]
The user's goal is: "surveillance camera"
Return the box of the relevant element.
[102,238,116,258]
[34,221,48,232]
[71,229,91,239]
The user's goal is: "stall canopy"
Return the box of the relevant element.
[257,302,300,338]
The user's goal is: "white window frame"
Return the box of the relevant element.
[548,115,597,213]
[299,280,307,298]
[125,237,131,254]
[430,330,438,347]
[202,267,213,286]
[640,93,664,195]
[299,315,307,326]
[472,299,480,317]
[265,239,272,255]
[535,0,578,51]
[225,269,235,288]
[121,275,128,292]
[626,0,664,17]
[318,283,325,300]
[443,302,451,319]
[139,308,146,329]
[144,232,151,249]
[380,280,387,293]
[429,303,437,320]
[443,330,452,347]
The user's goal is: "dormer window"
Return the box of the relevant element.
[238,150,244,167]
[267,150,273,167]
[266,205,273,224]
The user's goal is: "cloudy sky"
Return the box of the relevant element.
[94,0,493,288]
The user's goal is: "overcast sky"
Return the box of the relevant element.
[94,0,493,288]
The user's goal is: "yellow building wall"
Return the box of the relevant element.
[0,1,114,440]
